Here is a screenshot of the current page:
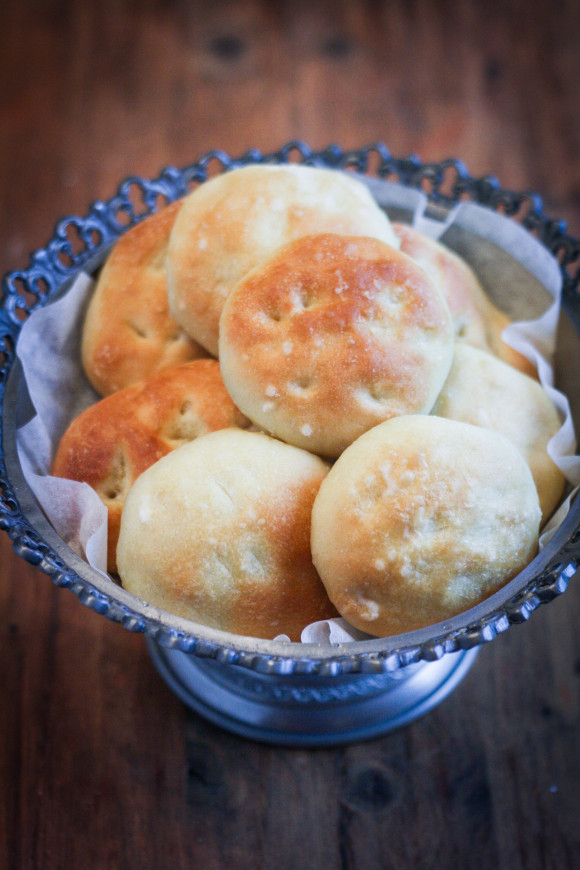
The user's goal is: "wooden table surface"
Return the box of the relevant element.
[1,1,580,867]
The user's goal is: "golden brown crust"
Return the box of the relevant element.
[116,429,337,640]
[166,164,400,356]
[311,416,541,637]
[485,307,538,378]
[52,360,249,572]
[82,201,208,396]
[432,344,564,524]
[392,222,537,378]
[219,233,455,458]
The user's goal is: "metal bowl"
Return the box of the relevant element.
[2,142,580,746]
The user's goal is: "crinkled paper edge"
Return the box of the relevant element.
[14,185,580,645]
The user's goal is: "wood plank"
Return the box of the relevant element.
[1,1,579,867]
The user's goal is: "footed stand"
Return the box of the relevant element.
[147,639,480,746]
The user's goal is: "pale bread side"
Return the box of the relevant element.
[393,222,537,378]
[432,344,564,523]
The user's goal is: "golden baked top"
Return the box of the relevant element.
[219,233,455,457]
[166,164,400,356]
[52,359,248,572]
[116,428,336,641]
[311,415,542,637]
[82,201,207,397]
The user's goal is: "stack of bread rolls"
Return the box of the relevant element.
[52,164,564,641]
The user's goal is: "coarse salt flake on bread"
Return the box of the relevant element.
[166,164,400,356]
[219,233,455,458]
[311,415,541,638]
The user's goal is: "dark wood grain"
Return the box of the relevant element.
[1,1,580,868]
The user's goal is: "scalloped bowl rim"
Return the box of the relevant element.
[1,143,579,673]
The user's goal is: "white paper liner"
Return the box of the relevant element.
[13,185,580,646]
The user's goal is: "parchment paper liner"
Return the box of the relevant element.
[15,180,580,645]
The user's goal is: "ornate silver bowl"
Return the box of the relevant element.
[2,143,580,746]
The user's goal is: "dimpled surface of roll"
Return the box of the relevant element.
[311,415,541,638]
[52,360,248,573]
[82,201,207,396]
[116,429,336,640]
[166,164,399,355]
[219,233,455,458]
[432,344,564,524]
[393,222,537,378]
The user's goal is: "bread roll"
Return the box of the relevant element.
[311,415,541,637]
[167,164,399,355]
[82,201,207,396]
[393,222,537,377]
[52,360,248,572]
[117,428,336,640]
[432,344,564,523]
[219,233,455,457]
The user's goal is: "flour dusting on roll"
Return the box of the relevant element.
[117,429,336,640]
[311,416,541,637]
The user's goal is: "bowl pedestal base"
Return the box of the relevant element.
[147,639,480,746]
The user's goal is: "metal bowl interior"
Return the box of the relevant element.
[2,142,580,679]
